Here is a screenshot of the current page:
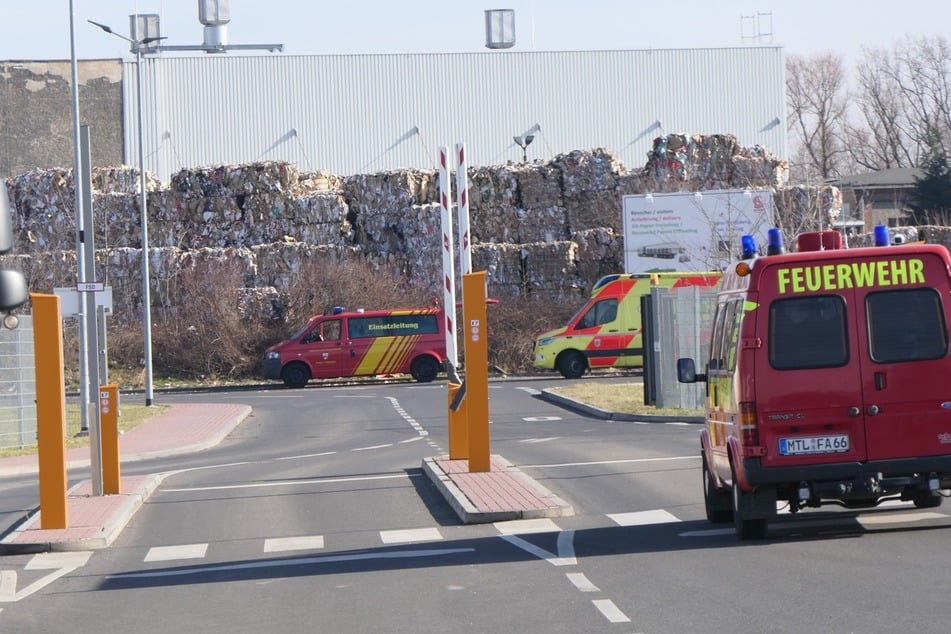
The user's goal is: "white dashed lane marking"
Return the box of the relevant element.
[144,544,208,563]
[264,535,326,553]
[379,528,443,544]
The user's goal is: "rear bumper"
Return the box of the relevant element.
[743,454,951,486]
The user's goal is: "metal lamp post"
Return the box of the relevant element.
[89,19,163,405]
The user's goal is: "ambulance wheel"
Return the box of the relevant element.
[557,351,587,379]
[731,466,767,540]
[281,362,311,389]
[410,355,440,383]
[703,455,733,523]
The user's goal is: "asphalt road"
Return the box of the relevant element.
[1,377,950,633]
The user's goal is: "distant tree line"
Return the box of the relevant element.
[786,35,951,224]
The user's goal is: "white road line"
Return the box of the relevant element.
[608,509,680,527]
[353,444,393,451]
[857,511,946,526]
[592,599,631,623]
[0,571,16,600]
[163,472,417,493]
[26,551,92,570]
[0,552,96,603]
[398,436,426,444]
[494,518,560,535]
[379,528,443,544]
[274,451,336,461]
[566,572,600,592]
[520,437,561,444]
[385,396,429,437]
[112,548,475,580]
[522,455,698,469]
[144,544,209,563]
[516,387,542,396]
[263,535,325,553]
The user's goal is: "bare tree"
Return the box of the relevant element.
[785,53,850,182]
[846,35,951,171]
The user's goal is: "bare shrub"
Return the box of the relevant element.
[482,291,577,374]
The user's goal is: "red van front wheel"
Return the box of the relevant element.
[281,362,311,388]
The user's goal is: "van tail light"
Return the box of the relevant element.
[739,402,759,446]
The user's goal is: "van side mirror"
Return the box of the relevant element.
[677,357,706,383]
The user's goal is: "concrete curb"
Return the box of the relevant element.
[538,389,704,423]
[422,455,574,524]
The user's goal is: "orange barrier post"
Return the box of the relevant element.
[100,384,121,494]
[33,293,68,529]
[461,272,490,472]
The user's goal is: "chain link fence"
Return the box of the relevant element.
[0,315,36,448]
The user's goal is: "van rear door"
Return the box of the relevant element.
[754,290,869,467]
[853,251,951,460]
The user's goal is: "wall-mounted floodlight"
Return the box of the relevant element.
[513,134,535,162]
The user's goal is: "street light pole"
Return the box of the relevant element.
[89,19,161,405]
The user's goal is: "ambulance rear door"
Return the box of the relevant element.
[853,250,951,461]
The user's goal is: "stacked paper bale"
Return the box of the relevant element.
[571,228,624,282]
[467,164,520,243]
[252,241,363,290]
[343,169,438,255]
[555,148,623,234]
[471,242,523,296]
[511,162,568,242]
[5,168,77,252]
[520,240,584,300]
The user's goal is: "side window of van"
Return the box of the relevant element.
[576,298,618,329]
[867,289,947,362]
[725,300,743,371]
[708,303,729,371]
[769,296,848,370]
[322,319,342,342]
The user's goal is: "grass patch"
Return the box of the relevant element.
[547,382,703,417]
[0,404,169,458]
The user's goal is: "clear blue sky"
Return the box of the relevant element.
[0,0,947,63]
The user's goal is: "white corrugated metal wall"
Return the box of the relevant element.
[123,47,786,181]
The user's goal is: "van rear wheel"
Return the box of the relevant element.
[557,351,587,379]
[281,362,310,389]
[731,467,768,540]
[410,355,440,383]
[703,455,733,523]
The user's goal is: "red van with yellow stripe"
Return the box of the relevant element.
[263,307,445,387]
[532,272,721,378]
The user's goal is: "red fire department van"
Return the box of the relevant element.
[263,307,446,388]
[678,227,951,539]
[533,272,721,378]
